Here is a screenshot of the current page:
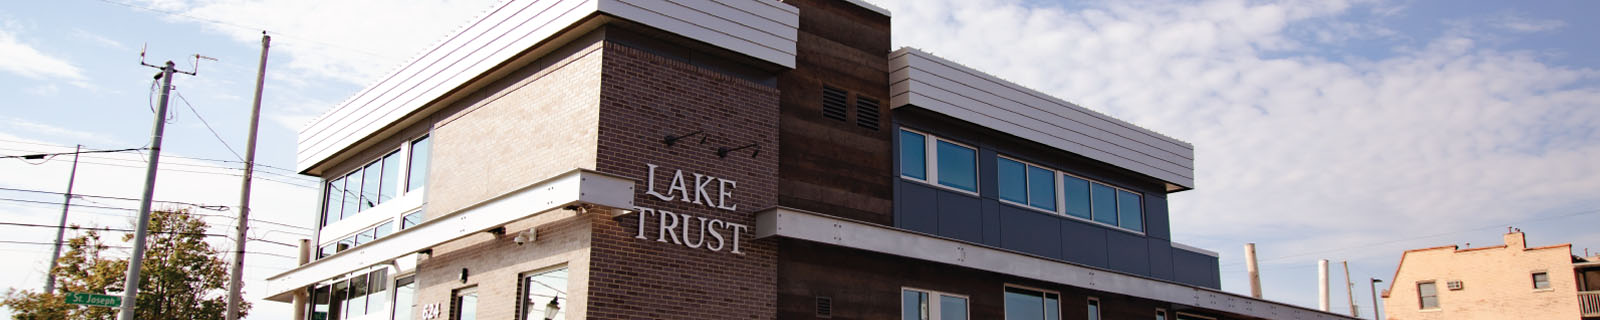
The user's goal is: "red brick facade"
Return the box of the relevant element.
[589,41,782,319]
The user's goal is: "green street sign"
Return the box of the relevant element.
[64,292,121,308]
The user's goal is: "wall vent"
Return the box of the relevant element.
[822,86,849,121]
[1447,280,1463,290]
[856,96,880,130]
[815,296,833,318]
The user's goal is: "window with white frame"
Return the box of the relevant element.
[308,268,389,320]
[322,134,431,228]
[1003,286,1059,320]
[1086,298,1100,320]
[902,288,968,320]
[1417,281,1439,309]
[997,157,1056,211]
[520,266,569,320]
[899,129,978,194]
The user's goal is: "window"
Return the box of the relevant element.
[367,269,389,314]
[1062,173,1143,232]
[899,129,979,194]
[1087,298,1100,320]
[453,287,479,320]
[520,267,568,320]
[311,285,331,320]
[323,147,411,227]
[902,288,967,320]
[408,135,431,191]
[325,220,397,257]
[375,221,395,239]
[1533,272,1550,289]
[900,130,927,180]
[394,276,417,320]
[323,177,347,226]
[401,211,425,230]
[997,157,1056,211]
[1156,309,1167,320]
[1003,286,1059,320]
[1417,281,1438,309]
[380,151,401,203]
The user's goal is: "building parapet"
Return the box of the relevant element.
[888,48,1195,191]
[296,0,799,172]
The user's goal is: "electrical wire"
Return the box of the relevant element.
[0,139,310,176]
[172,88,245,161]
[86,0,395,59]
[0,239,298,260]
[1218,207,1600,268]
[0,186,228,211]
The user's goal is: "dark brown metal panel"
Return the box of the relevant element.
[776,0,896,224]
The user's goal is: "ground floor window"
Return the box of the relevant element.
[309,268,389,320]
[901,288,968,320]
[520,266,569,320]
[1086,298,1100,320]
[1003,286,1059,320]
[452,287,479,320]
[394,275,417,320]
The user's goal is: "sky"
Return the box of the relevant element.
[1,0,1597,319]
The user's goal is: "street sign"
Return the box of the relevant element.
[64,292,121,308]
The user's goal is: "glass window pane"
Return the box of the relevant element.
[361,162,382,210]
[1534,273,1550,289]
[408,136,431,192]
[338,237,355,252]
[356,229,376,246]
[349,274,368,316]
[394,276,417,320]
[1418,282,1438,309]
[1062,175,1091,219]
[381,151,401,203]
[1117,190,1143,231]
[455,289,478,320]
[325,178,345,226]
[312,285,331,320]
[375,221,395,239]
[1027,166,1055,211]
[402,211,424,229]
[1004,287,1044,320]
[1086,300,1099,320]
[940,295,967,320]
[522,267,568,320]
[936,141,977,192]
[331,281,348,320]
[1090,183,1118,225]
[319,244,335,259]
[903,290,927,320]
[900,130,927,180]
[342,171,360,219]
[1045,293,1059,320]
[997,158,1026,204]
[368,269,388,314]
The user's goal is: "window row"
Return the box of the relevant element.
[998,156,1143,232]
[1415,271,1553,310]
[310,269,389,320]
[902,286,1184,320]
[452,266,570,320]
[323,135,431,227]
[902,288,968,320]
[899,129,1144,232]
[319,211,424,259]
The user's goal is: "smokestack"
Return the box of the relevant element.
[1318,259,1331,312]
[1246,243,1262,298]
[1344,261,1357,317]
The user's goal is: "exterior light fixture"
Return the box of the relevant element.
[717,143,761,158]
[544,297,560,320]
[662,130,706,146]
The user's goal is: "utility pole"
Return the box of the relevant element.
[43,144,81,294]
[1344,261,1357,317]
[120,52,198,320]
[226,32,270,320]
[1370,278,1384,320]
[1245,243,1262,298]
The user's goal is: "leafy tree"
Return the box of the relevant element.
[3,208,249,319]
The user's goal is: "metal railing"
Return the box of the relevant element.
[1581,291,1600,317]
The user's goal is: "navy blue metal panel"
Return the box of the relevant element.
[1172,249,1222,289]
[896,181,940,235]
[1146,239,1175,281]
[1144,193,1171,240]
[978,147,997,200]
[1106,230,1151,276]
[980,198,1002,247]
[1060,218,1109,268]
[936,192,984,242]
[998,205,1064,260]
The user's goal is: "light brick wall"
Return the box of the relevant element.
[1386,232,1581,320]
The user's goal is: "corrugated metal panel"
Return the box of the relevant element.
[296,0,799,172]
[888,48,1196,189]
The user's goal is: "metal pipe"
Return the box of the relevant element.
[1246,243,1262,298]
[1319,259,1330,312]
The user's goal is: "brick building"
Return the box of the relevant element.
[1382,230,1600,320]
[261,0,1357,319]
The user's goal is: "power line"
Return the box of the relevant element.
[0,221,228,238]
[0,186,228,210]
[0,140,310,177]
[0,147,148,160]
[85,0,394,59]
[0,195,313,231]
[0,239,298,260]
[173,88,245,161]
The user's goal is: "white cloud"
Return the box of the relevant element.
[72,29,129,50]
[0,27,86,80]
[873,0,1600,308]
[1494,14,1566,33]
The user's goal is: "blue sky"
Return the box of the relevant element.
[2,0,1598,319]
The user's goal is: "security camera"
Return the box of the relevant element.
[513,229,535,245]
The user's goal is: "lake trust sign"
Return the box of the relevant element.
[633,164,749,254]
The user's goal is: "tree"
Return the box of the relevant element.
[3,208,249,319]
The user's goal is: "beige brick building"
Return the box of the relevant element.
[1383,230,1600,320]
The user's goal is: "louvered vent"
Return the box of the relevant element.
[856,96,880,130]
[815,296,833,318]
[822,86,848,121]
